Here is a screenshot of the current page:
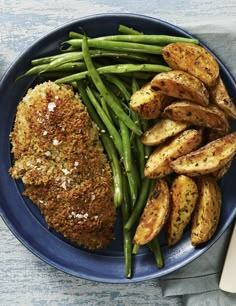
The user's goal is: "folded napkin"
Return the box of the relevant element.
[160,226,236,305]
[159,226,232,294]
[156,17,236,305]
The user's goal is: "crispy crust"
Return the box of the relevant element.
[150,70,209,106]
[165,175,198,246]
[191,175,221,246]
[129,82,171,119]
[163,101,230,132]
[133,179,170,245]
[9,81,116,250]
[162,42,219,87]
[144,129,203,179]
[170,132,236,176]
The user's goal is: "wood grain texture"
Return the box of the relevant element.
[0,219,182,305]
[1,0,236,305]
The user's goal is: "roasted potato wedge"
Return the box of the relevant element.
[129,82,171,119]
[162,42,219,87]
[163,101,230,132]
[170,131,236,176]
[165,175,198,246]
[144,129,202,179]
[210,77,236,119]
[133,179,170,245]
[208,105,230,133]
[191,175,221,246]
[141,118,189,146]
[212,159,233,180]
[205,128,228,143]
[150,70,209,106]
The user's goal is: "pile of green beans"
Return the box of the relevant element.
[19,24,198,278]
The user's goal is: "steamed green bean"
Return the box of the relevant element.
[64,38,163,54]
[55,63,171,84]
[82,37,143,136]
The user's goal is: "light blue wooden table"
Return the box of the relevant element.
[1,1,236,305]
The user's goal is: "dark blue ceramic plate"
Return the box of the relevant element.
[0,13,236,283]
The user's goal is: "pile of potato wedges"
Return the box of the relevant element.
[130,42,236,247]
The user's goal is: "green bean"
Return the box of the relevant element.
[69,31,85,39]
[131,77,140,93]
[82,37,143,136]
[32,48,159,69]
[96,63,171,74]
[101,96,113,122]
[119,24,143,35]
[17,62,87,79]
[77,81,106,131]
[92,90,113,123]
[140,118,153,159]
[105,84,141,180]
[120,76,145,183]
[39,52,85,69]
[55,63,171,84]
[34,72,73,79]
[65,39,163,55]
[86,86,123,156]
[65,33,198,49]
[148,237,164,268]
[135,137,145,179]
[121,174,132,278]
[90,50,161,63]
[81,81,137,211]
[77,80,123,207]
[120,121,138,206]
[105,85,141,199]
[132,244,140,254]
[31,52,75,66]
[130,78,146,179]
[144,145,153,160]
[124,177,151,231]
[131,159,141,195]
[100,34,199,45]
[105,74,131,102]
[102,135,124,208]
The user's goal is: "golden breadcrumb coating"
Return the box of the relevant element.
[10,81,116,250]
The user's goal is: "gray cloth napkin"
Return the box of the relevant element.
[160,226,232,294]
[158,17,236,305]
[160,227,236,305]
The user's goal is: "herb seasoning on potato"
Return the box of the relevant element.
[162,42,219,87]
[191,175,221,246]
[166,175,198,246]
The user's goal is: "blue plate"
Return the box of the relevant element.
[0,13,236,283]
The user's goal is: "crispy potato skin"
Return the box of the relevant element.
[191,175,221,246]
[141,118,188,146]
[170,132,236,176]
[162,42,219,87]
[144,129,202,179]
[163,101,230,132]
[133,179,170,245]
[210,77,236,119]
[129,82,171,119]
[150,70,209,106]
[212,159,233,180]
[165,175,198,246]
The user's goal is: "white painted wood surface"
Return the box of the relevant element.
[1,1,236,305]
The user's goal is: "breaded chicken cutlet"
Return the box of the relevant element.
[9,81,116,250]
